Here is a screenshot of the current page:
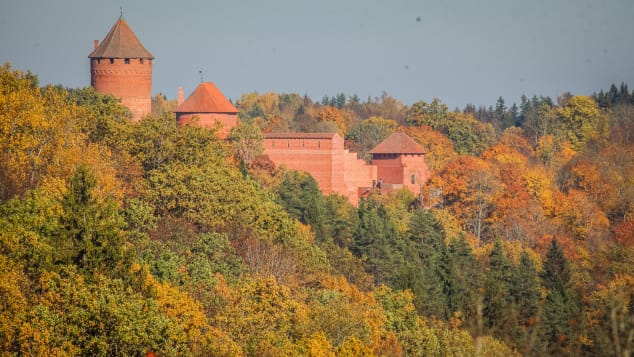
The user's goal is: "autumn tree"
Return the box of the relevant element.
[556,95,603,150]
[228,121,264,169]
[346,116,397,161]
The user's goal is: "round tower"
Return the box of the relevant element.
[89,17,154,122]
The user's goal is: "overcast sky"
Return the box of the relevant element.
[1,0,633,109]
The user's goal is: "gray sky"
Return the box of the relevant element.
[1,0,633,109]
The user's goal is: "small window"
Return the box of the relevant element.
[140,58,144,64]
[96,59,100,64]
[124,58,130,64]
[411,174,416,185]
[109,58,114,64]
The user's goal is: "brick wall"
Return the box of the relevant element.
[176,113,238,139]
[264,135,431,204]
[264,137,336,193]
[263,134,376,204]
[372,153,430,196]
[90,58,152,122]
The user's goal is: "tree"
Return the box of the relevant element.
[483,240,516,343]
[228,121,264,169]
[406,98,449,127]
[540,239,580,353]
[352,197,401,285]
[274,170,326,239]
[556,96,602,150]
[429,156,501,240]
[398,209,452,318]
[346,117,397,161]
[55,165,126,274]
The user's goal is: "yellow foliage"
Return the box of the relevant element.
[318,106,348,134]
[0,66,121,201]
[298,332,335,357]
[522,167,556,215]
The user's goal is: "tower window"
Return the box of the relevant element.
[97,59,100,64]
[140,59,144,64]
[109,58,114,64]
[411,174,416,185]
[124,58,130,64]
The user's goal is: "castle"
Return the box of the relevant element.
[90,17,430,204]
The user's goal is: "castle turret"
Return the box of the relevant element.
[370,132,431,195]
[175,82,239,139]
[89,17,154,122]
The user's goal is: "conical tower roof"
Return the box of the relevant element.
[89,17,154,59]
[369,132,426,154]
[176,82,239,114]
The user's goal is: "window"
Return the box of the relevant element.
[411,174,416,185]
[140,58,144,64]
[124,58,130,64]
[109,58,114,64]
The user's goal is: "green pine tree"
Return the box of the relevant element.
[56,165,126,275]
[540,239,580,354]
[483,240,517,345]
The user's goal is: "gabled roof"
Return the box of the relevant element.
[88,18,154,59]
[369,132,426,154]
[175,82,239,114]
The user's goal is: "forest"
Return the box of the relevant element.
[1,63,633,356]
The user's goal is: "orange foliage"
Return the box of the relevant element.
[614,220,634,247]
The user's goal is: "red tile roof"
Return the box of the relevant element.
[263,132,338,140]
[175,82,239,114]
[89,18,154,59]
[369,132,426,154]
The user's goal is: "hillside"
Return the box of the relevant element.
[1,64,633,356]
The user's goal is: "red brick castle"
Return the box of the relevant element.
[90,17,431,204]
[89,17,154,122]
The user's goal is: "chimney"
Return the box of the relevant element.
[94,40,99,49]
[177,86,184,106]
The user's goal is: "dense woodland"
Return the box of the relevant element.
[1,63,633,356]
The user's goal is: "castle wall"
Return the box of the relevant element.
[176,112,238,139]
[400,154,431,195]
[264,137,336,193]
[342,150,376,205]
[90,58,152,122]
[263,134,432,204]
[263,134,376,204]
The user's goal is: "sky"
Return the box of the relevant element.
[1,0,633,109]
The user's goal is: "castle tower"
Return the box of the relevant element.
[175,82,239,139]
[89,17,154,122]
[370,132,431,196]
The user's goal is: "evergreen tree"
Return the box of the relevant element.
[511,251,542,355]
[540,239,580,353]
[447,235,482,332]
[397,209,451,318]
[483,240,516,340]
[274,170,326,240]
[353,198,401,285]
[56,165,126,275]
